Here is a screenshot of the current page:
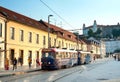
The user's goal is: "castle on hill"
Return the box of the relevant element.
[83,20,120,39]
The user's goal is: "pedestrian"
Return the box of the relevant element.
[28,57,32,68]
[114,55,116,60]
[36,58,40,67]
[93,56,96,62]
[5,58,9,70]
[94,56,96,60]
[13,57,17,70]
[18,57,23,66]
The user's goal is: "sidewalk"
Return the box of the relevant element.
[0,65,41,77]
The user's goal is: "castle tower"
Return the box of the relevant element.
[93,20,97,32]
[83,23,87,35]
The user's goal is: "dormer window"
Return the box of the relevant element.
[68,35,72,38]
[60,32,64,36]
[62,33,64,36]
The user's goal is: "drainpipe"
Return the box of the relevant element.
[4,20,7,58]
[4,19,7,69]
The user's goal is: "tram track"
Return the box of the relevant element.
[51,66,84,82]
[51,60,109,82]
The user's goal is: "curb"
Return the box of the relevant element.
[0,73,15,77]
[0,68,41,78]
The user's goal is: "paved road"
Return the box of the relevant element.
[56,59,120,82]
[0,58,116,82]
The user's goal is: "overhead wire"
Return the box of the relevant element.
[39,0,76,29]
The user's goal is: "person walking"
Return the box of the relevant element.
[13,57,17,70]
[28,57,32,68]
[5,58,9,70]
[114,55,116,60]
[36,58,40,67]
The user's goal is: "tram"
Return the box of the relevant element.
[78,50,91,64]
[41,48,78,70]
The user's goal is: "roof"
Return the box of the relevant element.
[0,6,48,31]
[0,6,82,44]
[40,20,79,43]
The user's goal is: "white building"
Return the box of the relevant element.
[100,40,106,58]
[105,39,120,55]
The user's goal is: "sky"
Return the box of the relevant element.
[0,0,120,34]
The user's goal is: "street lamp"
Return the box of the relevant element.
[48,15,53,48]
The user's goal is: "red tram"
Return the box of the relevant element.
[41,48,78,70]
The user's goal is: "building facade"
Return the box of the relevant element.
[0,6,102,69]
[105,39,120,55]
[0,6,83,68]
[0,13,7,68]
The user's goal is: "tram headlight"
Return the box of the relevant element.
[48,62,51,64]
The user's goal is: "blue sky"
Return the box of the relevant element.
[1,0,120,34]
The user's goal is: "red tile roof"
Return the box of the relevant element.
[40,20,80,42]
[0,6,82,43]
[0,6,48,31]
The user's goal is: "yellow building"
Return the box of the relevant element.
[0,6,82,68]
[0,12,7,68]
[0,6,102,69]
[88,37,101,59]
[40,20,81,50]
[0,6,53,68]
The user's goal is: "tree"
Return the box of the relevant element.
[88,29,94,37]
[96,28,102,34]
[106,34,111,39]
[114,49,120,53]
[112,29,120,38]
[95,28,102,39]
[112,29,118,38]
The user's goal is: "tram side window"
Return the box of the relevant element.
[56,52,61,59]
[66,52,68,58]
[72,53,76,58]
[59,52,62,58]
[63,52,66,58]
[69,53,72,58]
[61,52,64,59]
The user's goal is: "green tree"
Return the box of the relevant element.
[95,28,102,39]
[112,29,118,38]
[96,28,102,34]
[106,34,111,39]
[88,29,94,37]
[114,49,120,53]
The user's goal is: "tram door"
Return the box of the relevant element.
[10,49,14,65]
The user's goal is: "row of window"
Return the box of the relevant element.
[0,23,79,49]
[9,27,78,49]
[10,27,40,44]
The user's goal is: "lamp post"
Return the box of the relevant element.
[48,15,53,48]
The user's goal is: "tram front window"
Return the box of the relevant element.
[42,52,54,58]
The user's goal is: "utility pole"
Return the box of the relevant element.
[48,15,53,48]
